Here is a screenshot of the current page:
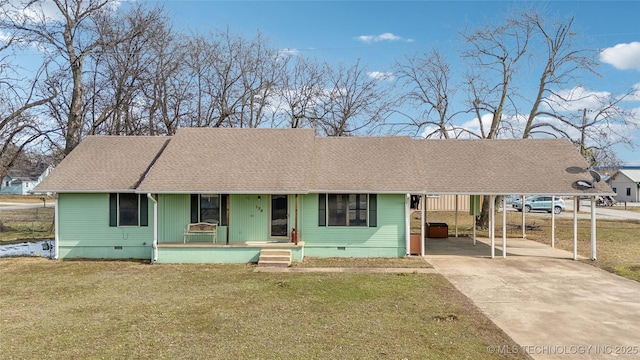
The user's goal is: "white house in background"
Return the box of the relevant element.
[607,168,640,203]
[1,165,54,195]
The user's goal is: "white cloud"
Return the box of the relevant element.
[544,86,612,112]
[367,71,394,81]
[629,83,640,102]
[599,42,640,71]
[356,32,413,43]
[3,0,121,23]
[279,48,301,57]
[0,30,11,43]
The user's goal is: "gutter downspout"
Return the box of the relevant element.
[147,193,158,263]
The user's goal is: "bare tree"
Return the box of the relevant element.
[461,11,533,140]
[0,18,56,177]
[392,48,461,138]
[2,0,166,155]
[312,60,391,136]
[270,55,324,129]
[84,4,168,136]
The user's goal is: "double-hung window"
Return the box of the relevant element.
[109,193,148,227]
[191,194,228,225]
[318,194,377,227]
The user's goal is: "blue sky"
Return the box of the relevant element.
[9,0,636,163]
[152,0,640,163]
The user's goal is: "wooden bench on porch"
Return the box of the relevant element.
[183,222,218,243]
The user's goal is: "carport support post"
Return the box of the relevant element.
[521,195,526,238]
[591,196,597,260]
[490,195,495,259]
[471,195,480,246]
[455,194,459,237]
[502,197,507,258]
[551,196,556,248]
[573,196,578,260]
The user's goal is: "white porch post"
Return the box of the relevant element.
[573,196,578,260]
[591,196,597,260]
[502,197,507,258]
[551,195,556,248]
[405,194,411,256]
[490,195,495,259]
[421,194,426,256]
[148,193,158,263]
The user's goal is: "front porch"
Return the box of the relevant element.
[155,241,305,264]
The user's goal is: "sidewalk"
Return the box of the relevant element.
[255,266,437,273]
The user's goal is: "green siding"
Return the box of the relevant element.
[229,194,269,241]
[156,246,304,264]
[158,194,190,241]
[157,194,228,243]
[57,193,153,259]
[299,193,406,258]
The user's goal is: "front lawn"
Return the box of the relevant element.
[0,258,527,359]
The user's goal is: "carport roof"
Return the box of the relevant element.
[412,138,613,196]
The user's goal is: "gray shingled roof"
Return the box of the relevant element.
[34,128,614,196]
[35,136,169,192]
[311,136,424,193]
[136,128,316,193]
[413,139,612,195]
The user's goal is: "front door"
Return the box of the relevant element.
[270,195,288,237]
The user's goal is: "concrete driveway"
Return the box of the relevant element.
[425,237,640,359]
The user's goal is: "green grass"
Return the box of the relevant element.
[0,258,528,359]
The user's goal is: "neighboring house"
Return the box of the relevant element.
[1,165,53,195]
[34,128,612,264]
[607,169,640,203]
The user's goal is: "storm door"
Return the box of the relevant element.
[270,195,288,237]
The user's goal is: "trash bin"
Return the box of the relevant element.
[409,234,422,255]
[426,222,448,238]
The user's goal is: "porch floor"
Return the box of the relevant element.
[158,241,304,248]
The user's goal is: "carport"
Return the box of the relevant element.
[409,139,614,260]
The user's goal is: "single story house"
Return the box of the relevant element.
[607,168,640,203]
[34,128,612,264]
[1,165,53,195]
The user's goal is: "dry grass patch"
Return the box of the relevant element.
[0,194,54,203]
[0,258,528,359]
[294,256,431,268]
[0,207,54,242]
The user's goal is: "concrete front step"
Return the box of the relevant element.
[260,249,292,256]
[259,255,291,262]
[257,260,290,268]
[258,249,292,267]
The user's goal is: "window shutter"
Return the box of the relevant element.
[140,195,149,227]
[369,194,377,227]
[109,193,118,227]
[318,194,326,226]
[190,194,199,223]
[220,194,228,226]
